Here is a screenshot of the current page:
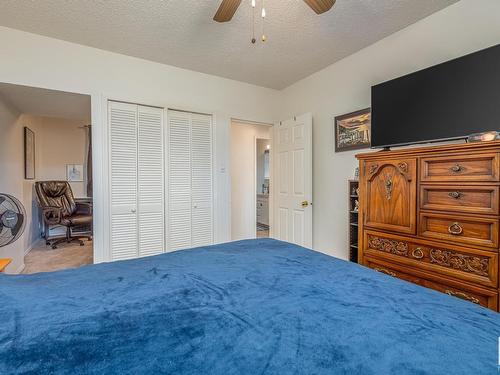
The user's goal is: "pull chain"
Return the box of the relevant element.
[261,0,266,42]
[251,0,256,43]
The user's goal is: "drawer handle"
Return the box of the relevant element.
[450,164,463,173]
[445,290,480,304]
[374,267,396,277]
[411,247,424,259]
[448,222,463,235]
[448,191,463,199]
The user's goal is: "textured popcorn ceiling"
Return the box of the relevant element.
[0,0,458,89]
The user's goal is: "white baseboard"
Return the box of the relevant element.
[24,239,40,256]
[14,262,25,274]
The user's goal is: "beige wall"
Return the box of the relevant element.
[0,97,23,272]
[0,109,88,273]
[280,0,500,259]
[33,116,88,197]
[230,121,271,240]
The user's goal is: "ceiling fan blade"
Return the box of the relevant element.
[303,0,336,14]
[214,0,242,23]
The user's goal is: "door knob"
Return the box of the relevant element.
[301,201,310,208]
[131,209,136,213]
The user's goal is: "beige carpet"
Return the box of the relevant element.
[23,239,93,274]
[257,230,269,238]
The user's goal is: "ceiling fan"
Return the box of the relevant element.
[213,0,336,23]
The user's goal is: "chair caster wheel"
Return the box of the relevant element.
[51,245,57,249]
[46,241,50,246]
[79,241,84,246]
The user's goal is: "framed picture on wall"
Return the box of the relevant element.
[334,108,371,152]
[67,164,84,182]
[24,127,35,179]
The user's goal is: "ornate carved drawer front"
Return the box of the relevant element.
[364,231,498,288]
[363,158,417,235]
[419,212,499,249]
[420,153,500,182]
[420,185,499,215]
[364,257,498,310]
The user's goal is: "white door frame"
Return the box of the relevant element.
[254,136,272,238]
[229,119,273,240]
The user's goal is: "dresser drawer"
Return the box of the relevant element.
[420,185,499,215]
[364,256,498,310]
[364,230,498,288]
[419,212,498,249]
[420,153,500,182]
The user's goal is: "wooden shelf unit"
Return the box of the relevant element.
[348,179,360,263]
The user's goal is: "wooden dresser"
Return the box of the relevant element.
[357,141,500,311]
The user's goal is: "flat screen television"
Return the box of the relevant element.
[371,44,500,149]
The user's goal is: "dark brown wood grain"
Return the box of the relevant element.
[420,153,499,182]
[363,158,417,235]
[419,212,498,249]
[420,185,499,215]
[357,141,500,312]
[364,256,498,309]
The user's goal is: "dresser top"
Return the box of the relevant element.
[356,140,500,160]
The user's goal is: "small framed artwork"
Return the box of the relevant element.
[67,164,84,182]
[334,108,371,152]
[24,127,35,179]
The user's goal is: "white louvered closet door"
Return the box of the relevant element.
[191,113,213,247]
[167,110,213,251]
[137,106,164,257]
[109,101,138,260]
[167,110,192,250]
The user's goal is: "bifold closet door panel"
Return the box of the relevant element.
[167,110,192,251]
[191,113,213,247]
[138,106,164,257]
[109,101,138,260]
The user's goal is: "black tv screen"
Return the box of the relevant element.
[371,44,500,148]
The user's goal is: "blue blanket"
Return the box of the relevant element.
[1,238,499,374]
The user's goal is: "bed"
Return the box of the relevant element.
[1,238,499,374]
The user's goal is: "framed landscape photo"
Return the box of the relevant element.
[334,108,371,152]
[24,127,35,179]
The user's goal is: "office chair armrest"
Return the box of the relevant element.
[42,207,63,225]
[76,202,93,215]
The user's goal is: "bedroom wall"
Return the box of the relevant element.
[279,0,500,259]
[34,116,88,198]
[0,96,24,273]
[0,26,280,266]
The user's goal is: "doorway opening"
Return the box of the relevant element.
[256,138,270,238]
[230,119,272,240]
[0,82,93,274]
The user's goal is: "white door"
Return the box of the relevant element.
[137,106,164,257]
[109,101,165,261]
[273,113,313,248]
[190,113,213,247]
[167,110,214,251]
[109,101,138,260]
[167,110,192,251]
